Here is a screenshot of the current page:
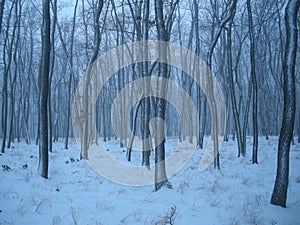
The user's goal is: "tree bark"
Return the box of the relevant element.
[38,0,51,179]
[1,2,15,153]
[48,0,57,153]
[7,0,21,148]
[82,1,104,159]
[142,0,151,168]
[247,0,258,164]
[154,0,171,191]
[271,0,299,208]
[0,0,5,34]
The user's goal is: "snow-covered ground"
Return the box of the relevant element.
[0,136,299,225]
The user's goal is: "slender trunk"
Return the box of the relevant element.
[298,110,300,143]
[0,0,5,33]
[65,0,78,149]
[271,0,299,208]
[82,1,104,159]
[142,0,151,168]
[8,1,21,148]
[154,0,168,191]
[48,0,57,153]
[227,24,244,157]
[1,2,15,153]
[38,0,51,179]
[247,0,258,164]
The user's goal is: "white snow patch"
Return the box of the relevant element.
[0,136,299,224]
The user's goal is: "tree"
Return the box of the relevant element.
[55,0,79,149]
[1,1,16,153]
[0,0,5,33]
[82,0,104,159]
[48,0,57,153]
[38,0,51,179]
[154,0,178,191]
[7,0,22,149]
[271,0,300,208]
[206,0,238,169]
[246,0,258,164]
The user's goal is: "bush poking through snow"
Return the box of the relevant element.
[152,205,177,225]
[22,164,28,169]
[2,165,11,171]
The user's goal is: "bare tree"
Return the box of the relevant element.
[271,0,300,208]
[1,1,16,153]
[82,0,104,159]
[246,0,258,164]
[55,0,79,149]
[38,0,51,179]
[48,0,57,153]
[207,0,238,167]
[154,0,178,191]
[0,0,5,33]
[7,0,22,148]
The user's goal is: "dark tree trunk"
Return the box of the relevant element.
[0,0,5,34]
[48,0,57,153]
[247,0,258,164]
[7,0,21,148]
[1,2,15,153]
[271,0,299,208]
[298,111,300,143]
[227,23,244,157]
[142,0,151,168]
[38,0,51,179]
[82,1,104,159]
[154,0,176,191]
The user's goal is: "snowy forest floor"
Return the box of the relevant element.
[0,136,299,225]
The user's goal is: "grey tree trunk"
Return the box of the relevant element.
[142,0,151,168]
[271,0,299,208]
[247,0,258,164]
[298,110,300,143]
[48,0,57,153]
[1,2,15,153]
[38,0,51,179]
[82,1,104,159]
[155,1,168,191]
[60,0,78,150]
[7,0,21,149]
[0,0,5,34]
[154,0,178,191]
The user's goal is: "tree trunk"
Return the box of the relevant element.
[227,23,245,157]
[82,1,104,159]
[142,0,151,168]
[154,0,169,191]
[298,110,300,143]
[48,0,57,153]
[1,2,15,153]
[271,0,299,208]
[247,0,258,164]
[7,0,21,148]
[0,0,5,34]
[38,0,51,179]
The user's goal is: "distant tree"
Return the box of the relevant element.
[1,1,16,153]
[7,0,22,149]
[246,0,258,164]
[82,0,104,159]
[0,0,5,33]
[55,0,79,150]
[48,0,57,153]
[271,0,300,208]
[38,0,51,179]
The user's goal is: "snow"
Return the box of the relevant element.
[0,136,299,225]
